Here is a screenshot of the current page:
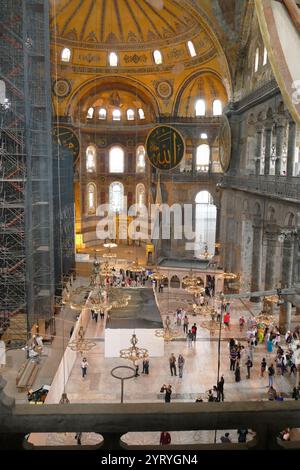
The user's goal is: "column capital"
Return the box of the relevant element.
[264,120,274,131]
[275,115,286,128]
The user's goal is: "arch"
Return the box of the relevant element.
[109,146,124,173]
[87,183,96,214]
[195,99,206,116]
[153,50,163,65]
[174,70,228,117]
[65,75,160,120]
[112,109,121,121]
[109,51,118,67]
[109,182,124,213]
[170,275,180,288]
[136,183,146,208]
[86,145,96,172]
[99,108,107,120]
[87,107,94,119]
[196,144,210,172]
[253,202,262,218]
[187,40,196,57]
[284,212,296,227]
[267,206,276,222]
[127,108,135,121]
[195,190,216,259]
[136,145,146,173]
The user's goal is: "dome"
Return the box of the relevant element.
[50,0,219,70]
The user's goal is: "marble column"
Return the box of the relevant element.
[215,206,221,256]
[286,120,296,177]
[250,224,263,301]
[264,232,277,290]
[279,238,295,332]
[255,125,263,176]
[264,123,273,176]
[275,118,286,176]
[191,145,196,173]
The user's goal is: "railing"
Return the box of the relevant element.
[0,377,300,450]
[221,175,300,202]
[159,171,223,183]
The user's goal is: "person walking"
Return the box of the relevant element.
[75,432,82,445]
[169,353,177,376]
[229,347,238,371]
[161,384,172,403]
[160,431,171,445]
[94,311,98,323]
[245,357,253,379]
[135,363,140,377]
[81,357,88,379]
[261,358,267,377]
[187,329,193,347]
[217,375,225,401]
[191,323,197,343]
[142,358,149,375]
[268,363,275,387]
[235,361,241,382]
[178,354,185,378]
[183,315,189,334]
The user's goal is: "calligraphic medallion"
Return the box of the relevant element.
[219,115,232,172]
[146,125,185,171]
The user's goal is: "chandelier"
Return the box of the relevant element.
[68,338,96,354]
[255,313,274,326]
[182,269,201,287]
[102,249,117,259]
[119,333,148,365]
[103,240,118,249]
[193,304,215,316]
[201,244,212,259]
[222,272,237,280]
[155,327,180,342]
[149,267,167,282]
[185,285,205,295]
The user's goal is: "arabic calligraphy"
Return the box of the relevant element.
[146,125,185,170]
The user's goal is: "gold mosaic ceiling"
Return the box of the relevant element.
[51,0,202,47]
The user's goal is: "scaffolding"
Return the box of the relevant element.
[0,0,55,342]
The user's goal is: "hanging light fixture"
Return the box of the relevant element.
[222,272,237,280]
[149,266,167,282]
[155,327,181,342]
[103,239,118,249]
[185,285,205,295]
[201,243,212,259]
[182,269,201,287]
[68,337,97,354]
[127,257,145,273]
[119,333,148,365]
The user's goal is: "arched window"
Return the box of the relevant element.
[187,40,196,57]
[136,183,146,208]
[138,108,145,120]
[87,183,96,214]
[213,99,222,116]
[200,133,208,139]
[263,47,268,66]
[86,145,96,172]
[254,47,259,72]
[195,99,206,116]
[109,146,124,173]
[99,108,107,120]
[109,182,124,213]
[196,144,210,172]
[136,145,146,173]
[109,51,118,66]
[112,109,121,121]
[87,107,94,119]
[61,47,71,62]
[195,190,216,259]
[153,50,162,65]
[0,80,6,105]
[127,109,135,121]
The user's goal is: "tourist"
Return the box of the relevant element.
[161,384,172,403]
[292,387,299,400]
[135,364,140,377]
[220,432,231,443]
[268,386,277,401]
[229,347,238,371]
[268,363,275,387]
[178,354,185,378]
[260,357,267,377]
[245,356,253,379]
[183,315,189,334]
[239,316,245,332]
[212,386,218,401]
[187,329,193,347]
[75,432,82,445]
[237,429,248,443]
[235,361,241,382]
[142,358,149,375]
[217,375,225,401]
[169,353,177,376]
[191,323,197,342]
[81,357,88,379]
[160,431,171,445]
[100,309,104,320]
[207,389,214,402]
[224,311,230,329]
[94,311,98,323]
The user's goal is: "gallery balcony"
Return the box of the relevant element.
[220,174,300,203]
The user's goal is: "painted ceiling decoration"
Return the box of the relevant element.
[50,0,199,47]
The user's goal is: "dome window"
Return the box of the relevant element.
[61,47,71,62]
[195,99,206,117]
[138,108,145,120]
[263,47,268,66]
[127,109,135,121]
[109,146,124,173]
[213,99,222,116]
[109,52,118,67]
[254,48,259,72]
[200,133,208,139]
[187,41,196,57]
[112,109,121,121]
[99,108,107,120]
[87,107,94,119]
[153,50,163,65]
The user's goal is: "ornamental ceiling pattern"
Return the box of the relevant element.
[50,0,200,48]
